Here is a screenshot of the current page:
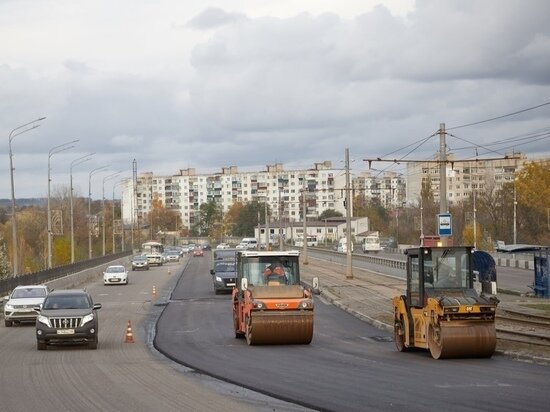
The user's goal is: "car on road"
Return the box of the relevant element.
[131,255,149,271]
[35,289,102,350]
[216,243,230,249]
[193,247,204,257]
[210,260,237,294]
[103,265,129,285]
[165,250,181,262]
[3,285,50,327]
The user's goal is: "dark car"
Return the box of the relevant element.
[131,255,149,271]
[35,289,101,350]
[210,260,237,294]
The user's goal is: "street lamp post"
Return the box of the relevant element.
[47,140,78,268]
[70,153,94,263]
[8,117,46,276]
[102,172,121,256]
[88,166,109,259]
[112,180,123,254]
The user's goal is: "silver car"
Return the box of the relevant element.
[3,285,50,327]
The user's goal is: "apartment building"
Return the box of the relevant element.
[405,151,537,206]
[352,171,406,208]
[121,161,348,230]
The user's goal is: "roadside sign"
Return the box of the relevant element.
[437,213,452,237]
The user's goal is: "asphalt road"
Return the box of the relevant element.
[0,256,303,412]
[155,251,550,412]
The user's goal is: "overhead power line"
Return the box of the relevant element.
[447,101,550,130]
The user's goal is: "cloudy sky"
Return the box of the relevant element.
[1,0,549,199]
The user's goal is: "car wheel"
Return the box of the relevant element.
[5,320,13,327]
[88,336,98,350]
[37,340,47,350]
[146,267,150,270]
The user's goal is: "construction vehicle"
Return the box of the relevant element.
[392,246,498,359]
[232,250,317,345]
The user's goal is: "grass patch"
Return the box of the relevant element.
[520,303,550,315]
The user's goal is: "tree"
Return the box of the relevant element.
[147,198,182,237]
[192,200,222,237]
[515,161,550,244]
[0,236,10,278]
[231,201,266,237]
[319,209,343,220]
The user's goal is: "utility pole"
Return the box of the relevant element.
[345,148,353,279]
[439,123,449,247]
[302,184,308,265]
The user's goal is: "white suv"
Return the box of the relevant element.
[3,285,50,327]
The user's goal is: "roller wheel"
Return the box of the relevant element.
[233,310,244,339]
[245,316,254,345]
[428,325,443,359]
[394,319,408,352]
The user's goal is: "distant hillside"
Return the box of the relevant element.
[0,198,46,208]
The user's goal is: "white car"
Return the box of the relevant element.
[3,285,50,327]
[103,265,129,285]
[216,243,230,249]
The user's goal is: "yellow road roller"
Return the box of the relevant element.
[392,246,499,359]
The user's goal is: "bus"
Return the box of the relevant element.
[142,241,164,265]
[361,231,381,253]
[294,235,318,247]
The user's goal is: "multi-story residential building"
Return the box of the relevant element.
[121,161,349,231]
[353,171,406,208]
[405,151,539,206]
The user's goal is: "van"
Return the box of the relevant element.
[238,237,258,250]
[337,237,354,253]
[361,231,381,253]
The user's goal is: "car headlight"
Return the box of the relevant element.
[4,303,14,311]
[81,313,95,327]
[37,315,51,328]
[216,276,222,282]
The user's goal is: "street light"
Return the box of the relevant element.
[102,172,121,256]
[8,116,46,276]
[88,165,109,259]
[47,139,78,268]
[70,153,94,263]
[112,180,125,254]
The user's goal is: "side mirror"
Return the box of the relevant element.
[93,303,102,310]
[33,305,41,312]
[312,277,320,295]
[210,269,215,275]
[241,278,248,291]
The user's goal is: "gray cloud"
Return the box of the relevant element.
[1,1,549,199]
[186,7,247,30]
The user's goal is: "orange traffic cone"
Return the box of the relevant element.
[125,320,135,343]
[152,285,157,296]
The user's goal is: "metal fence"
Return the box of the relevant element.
[0,251,132,297]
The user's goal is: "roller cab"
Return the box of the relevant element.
[232,250,316,345]
[393,246,498,359]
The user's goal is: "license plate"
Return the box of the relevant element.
[57,329,75,335]
[110,278,120,282]
[227,283,236,286]
[18,308,33,312]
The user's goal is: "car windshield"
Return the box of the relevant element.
[12,288,46,299]
[106,266,125,273]
[133,256,147,261]
[43,295,90,310]
[216,262,236,273]
[240,256,300,286]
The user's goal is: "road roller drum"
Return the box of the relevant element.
[246,312,314,345]
[428,321,496,359]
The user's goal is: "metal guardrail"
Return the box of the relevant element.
[0,251,132,297]
[294,247,407,279]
